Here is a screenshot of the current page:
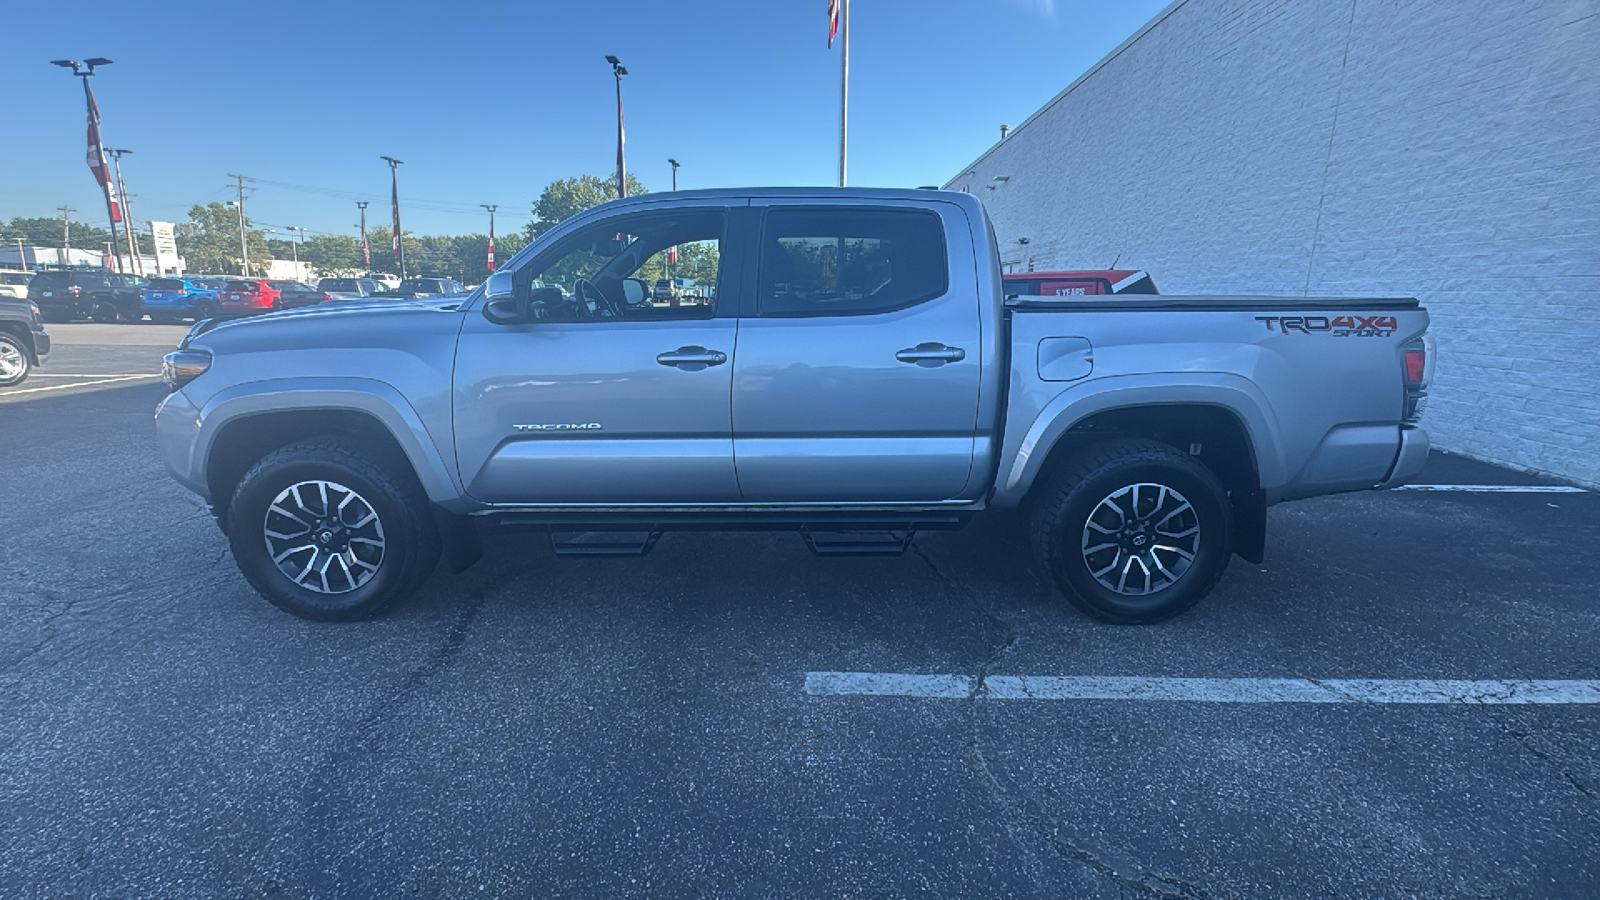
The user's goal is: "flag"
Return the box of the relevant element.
[84,82,122,223]
[361,222,371,268]
[828,0,840,47]
[486,221,496,271]
[390,177,401,261]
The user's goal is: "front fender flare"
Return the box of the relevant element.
[192,377,464,508]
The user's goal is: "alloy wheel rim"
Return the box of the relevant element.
[263,479,386,594]
[0,342,23,380]
[1080,482,1199,596]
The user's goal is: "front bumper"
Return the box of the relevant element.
[31,324,50,364]
[1377,425,1431,488]
[154,387,208,498]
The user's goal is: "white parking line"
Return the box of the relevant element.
[1,374,161,395]
[805,672,1600,704]
[1394,484,1587,493]
[26,373,160,378]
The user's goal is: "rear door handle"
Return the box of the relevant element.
[895,342,966,367]
[656,345,728,371]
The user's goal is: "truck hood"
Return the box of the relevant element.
[183,295,469,347]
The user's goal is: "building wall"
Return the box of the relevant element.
[950,0,1600,485]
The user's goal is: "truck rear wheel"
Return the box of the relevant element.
[226,438,440,621]
[1030,439,1232,624]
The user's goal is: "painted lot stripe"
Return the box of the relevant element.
[27,373,160,378]
[805,673,1600,704]
[1,374,161,396]
[1393,484,1587,493]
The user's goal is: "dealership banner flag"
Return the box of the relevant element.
[84,82,122,223]
[828,0,839,46]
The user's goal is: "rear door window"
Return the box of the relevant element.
[758,208,947,317]
[151,278,185,291]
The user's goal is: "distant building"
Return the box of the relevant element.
[0,245,182,275]
[950,0,1598,486]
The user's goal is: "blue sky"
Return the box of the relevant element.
[2,0,1167,239]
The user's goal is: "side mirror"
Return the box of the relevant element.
[482,270,520,324]
[622,278,647,307]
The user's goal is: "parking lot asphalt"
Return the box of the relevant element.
[3,326,1598,898]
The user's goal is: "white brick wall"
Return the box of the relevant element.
[950,0,1600,486]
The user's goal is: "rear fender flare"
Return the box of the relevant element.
[993,373,1286,508]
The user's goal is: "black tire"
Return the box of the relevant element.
[91,301,119,324]
[0,332,31,388]
[194,302,218,322]
[1030,439,1232,624]
[227,438,441,621]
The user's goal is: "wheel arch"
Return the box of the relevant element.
[196,380,463,529]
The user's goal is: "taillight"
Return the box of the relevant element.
[1400,333,1434,423]
[322,293,333,302]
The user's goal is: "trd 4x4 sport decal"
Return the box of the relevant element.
[1256,315,1398,337]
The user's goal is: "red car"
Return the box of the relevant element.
[1003,269,1157,298]
[218,279,283,315]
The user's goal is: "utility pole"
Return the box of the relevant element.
[481,204,497,272]
[356,201,371,271]
[285,225,304,277]
[17,238,30,272]
[226,173,252,275]
[605,56,628,199]
[59,205,74,263]
[104,148,141,275]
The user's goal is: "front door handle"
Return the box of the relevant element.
[895,342,966,367]
[656,345,728,371]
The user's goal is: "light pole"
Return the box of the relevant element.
[286,225,304,277]
[103,148,141,274]
[668,158,679,191]
[51,57,125,273]
[666,159,680,282]
[356,201,371,271]
[380,156,405,278]
[225,199,247,275]
[480,204,497,272]
[605,55,628,199]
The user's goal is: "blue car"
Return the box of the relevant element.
[141,277,221,323]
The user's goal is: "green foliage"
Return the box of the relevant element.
[525,174,649,240]
[1,216,116,254]
[177,203,274,276]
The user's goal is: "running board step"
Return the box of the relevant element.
[799,525,914,557]
[548,530,663,557]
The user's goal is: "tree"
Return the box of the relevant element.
[525,174,648,240]
[1,216,115,253]
[302,234,365,276]
[177,203,273,276]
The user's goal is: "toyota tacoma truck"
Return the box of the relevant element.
[155,188,1433,624]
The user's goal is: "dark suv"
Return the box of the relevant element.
[28,269,146,323]
[393,277,466,298]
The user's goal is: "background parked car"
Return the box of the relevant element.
[218,279,282,316]
[269,281,329,310]
[0,294,50,387]
[0,271,33,301]
[28,268,145,323]
[316,277,390,301]
[392,277,466,298]
[142,277,221,323]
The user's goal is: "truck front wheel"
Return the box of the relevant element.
[227,438,440,620]
[1030,439,1232,624]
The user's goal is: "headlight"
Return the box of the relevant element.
[162,349,212,391]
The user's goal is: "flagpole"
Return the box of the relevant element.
[82,78,125,273]
[838,0,849,187]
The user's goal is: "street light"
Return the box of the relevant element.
[480,204,498,272]
[285,225,304,275]
[668,158,679,191]
[51,57,126,273]
[103,148,141,274]
[380,156,405,278]
[225,199,247,274]
[605,55,628,199]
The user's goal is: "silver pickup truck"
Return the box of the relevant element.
[155,188,1433,624]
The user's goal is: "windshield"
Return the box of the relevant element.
[150,278,185,290]
[398,279,443,292]
[319,279,358,291]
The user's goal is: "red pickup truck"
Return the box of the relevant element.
[218,279,282,316]
[1003,269,1157,297]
